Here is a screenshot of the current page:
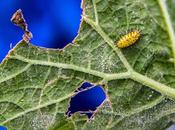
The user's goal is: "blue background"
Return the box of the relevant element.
[0,1,174,130]
[0,0,82,62]
[0,126,6,130]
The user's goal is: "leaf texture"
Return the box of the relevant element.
[1,0,175,129]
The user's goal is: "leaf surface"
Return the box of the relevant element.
[1,0,175,129]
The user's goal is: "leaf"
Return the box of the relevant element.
[1,0,175,129]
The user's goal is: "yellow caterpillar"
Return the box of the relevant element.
[117,30,140,48]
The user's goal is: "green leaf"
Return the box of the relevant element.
[1,0,175,129]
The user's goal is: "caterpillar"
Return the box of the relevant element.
[117,30,140,48]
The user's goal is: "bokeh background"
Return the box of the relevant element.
[0,1,174,130]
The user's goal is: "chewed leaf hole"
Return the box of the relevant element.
[65,82,107,120]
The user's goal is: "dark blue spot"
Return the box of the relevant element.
[66,83,107,119]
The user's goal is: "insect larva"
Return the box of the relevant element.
[117,30,140,48]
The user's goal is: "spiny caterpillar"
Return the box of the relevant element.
[117,30,140,48]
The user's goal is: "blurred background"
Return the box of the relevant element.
[0,0,174,130]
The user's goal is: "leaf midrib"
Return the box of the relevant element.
[9,54,130,81]
[7,50,175,100]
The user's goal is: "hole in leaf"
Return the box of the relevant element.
[0,0,82,62]
[66,82,107,120]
